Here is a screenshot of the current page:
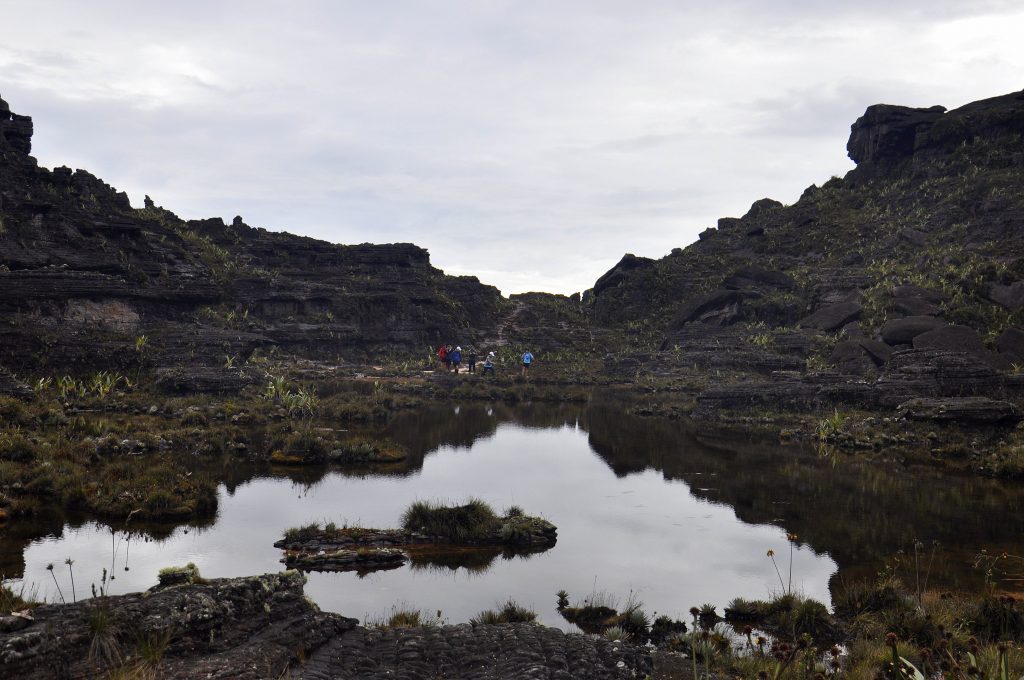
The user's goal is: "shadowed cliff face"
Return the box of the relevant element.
[0,93,503,375]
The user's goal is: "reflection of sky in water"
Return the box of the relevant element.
[13,421,836,628]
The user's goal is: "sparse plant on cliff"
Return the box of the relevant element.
[32,377,52,395]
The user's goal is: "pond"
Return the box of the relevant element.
[4,398,1024,629]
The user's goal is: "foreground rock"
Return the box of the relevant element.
[0,572,651,680]
[298,622,651,680]
[0,571,353,679]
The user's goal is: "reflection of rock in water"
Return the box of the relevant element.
[408,543,555,575]
[584,397,1024,591]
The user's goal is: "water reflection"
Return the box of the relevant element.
[4,396,1023,627]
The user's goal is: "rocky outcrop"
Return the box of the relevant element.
[879,316,947,345]
[592,253,654,297]
[0,571,354,679]
[0,571,651,680]
[0,96,32,154]
[896,397,1022,425]
[0,92,504,374]
[847,103,946,167]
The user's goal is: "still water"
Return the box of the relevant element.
[5,400,1024,628]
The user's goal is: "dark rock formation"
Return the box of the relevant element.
[879,316,948,345]
[299,620,652,680]
[670,289,746,327]
[912,325,1008,369]
[0,571,354,679]
[988,281,1024,311]
[723,265,794,290]
[592,253,654,297]
[847,103,946,167]
[0,92,504,374]
[896,397,1022,425]
[0,571,651,680]
[799,301,862,331]
[997,327,1024,365]
[875,350,1017,408]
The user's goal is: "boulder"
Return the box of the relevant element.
[997,327,1024,365]
[891,297,942,317]
[879,316,947,344]
[896,397,1022,425]
[859,338,895,366]
[829,340,875,373]
[913,325,1008,369]
[798,301,862,331]
[892,285,949,304]
[987,281,1024,311]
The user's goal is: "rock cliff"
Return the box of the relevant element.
[0,93,502,376]
[585,88,1024,420]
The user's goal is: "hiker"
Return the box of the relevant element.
[451,346,463,372]
[466,345,477,373]
[482,351,495,375]
[444,344,453,371]
[437,344,447,370]
[521,350,534,377]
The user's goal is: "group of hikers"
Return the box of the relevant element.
[436,344,534,377]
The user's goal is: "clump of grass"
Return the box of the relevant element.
[366,604,445,629]
[400,498,499,542]
[470,599,537,625]
[133,626,173,669]
[283,522,322,542]
[156,562,204,587]
[1,579,36,612]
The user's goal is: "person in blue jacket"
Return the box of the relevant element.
[521,350,534,377]
[450,346,463,372]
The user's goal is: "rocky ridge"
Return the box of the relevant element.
[1,92,503,377]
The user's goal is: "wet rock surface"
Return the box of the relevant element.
[0,572,651,680]
[294,622,652,680]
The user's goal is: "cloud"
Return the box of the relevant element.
[2,2,1023,294]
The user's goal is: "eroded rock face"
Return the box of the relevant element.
[0,572,652,679]
[847,103,946,167]
[896,397,1022,425]
[0,572,354,679]
[0,95,32,154]
[0,92,504,374]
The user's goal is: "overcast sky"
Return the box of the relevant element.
[2,2,1022,295]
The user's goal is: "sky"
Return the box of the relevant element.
[1,2,1023,295]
